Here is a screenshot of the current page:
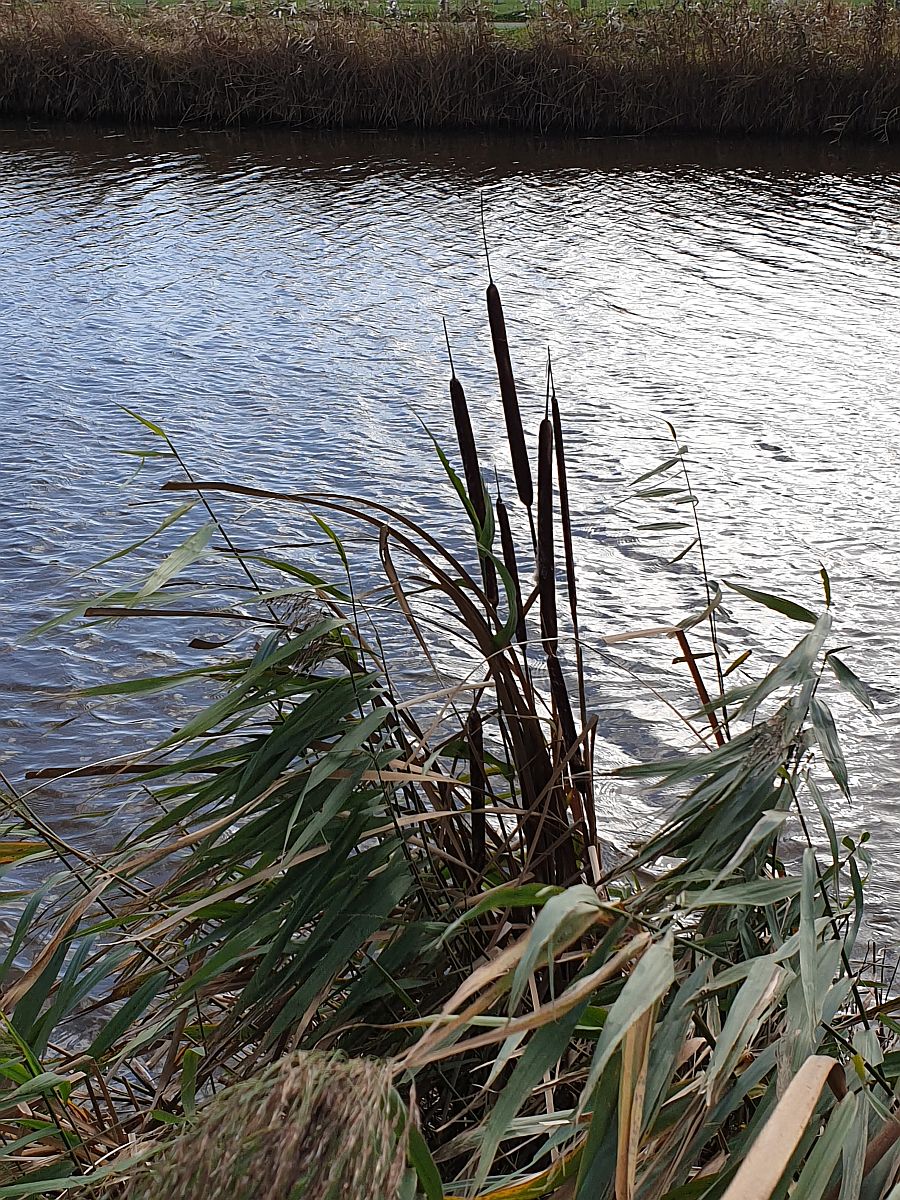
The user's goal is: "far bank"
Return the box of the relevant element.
[1,0,899,139]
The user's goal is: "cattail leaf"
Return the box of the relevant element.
[496,494,526,646]
[467,709,486,871]
[550,387,590,797]
[445,372,499,601]
[421,419,482,530]
[550,388,579,636]
[478,490,496,556]
[309,511,350,573]
[490,554,521,649]
[536,417,557,649]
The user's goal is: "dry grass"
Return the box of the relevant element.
[0,0,899,137]
[120,1053,406,1200]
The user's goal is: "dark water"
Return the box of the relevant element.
[1,124,899,929]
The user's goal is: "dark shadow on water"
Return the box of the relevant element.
[4,120,900,191]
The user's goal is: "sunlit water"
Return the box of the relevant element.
[1,124,899,932]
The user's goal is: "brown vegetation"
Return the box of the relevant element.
[0,0,899,138]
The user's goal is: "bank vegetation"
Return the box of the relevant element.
[0,259,894,1199]
[1,0,899,137]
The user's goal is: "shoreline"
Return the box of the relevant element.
[1,0,899,140]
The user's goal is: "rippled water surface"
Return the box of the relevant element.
[2,124,899,927]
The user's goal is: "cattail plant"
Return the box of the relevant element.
[0,251,882,1200]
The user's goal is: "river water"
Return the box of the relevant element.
[1,124,899,930]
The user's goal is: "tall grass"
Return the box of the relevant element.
[0,266,891,1200]
[1,0,899,137]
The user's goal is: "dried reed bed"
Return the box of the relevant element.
[1,0,899,137]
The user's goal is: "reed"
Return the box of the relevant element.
[2,0,899,138]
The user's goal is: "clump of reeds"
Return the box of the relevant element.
[0,0,899,137]
[0,255,887,1200]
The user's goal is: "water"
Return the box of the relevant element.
[1,123,898,930]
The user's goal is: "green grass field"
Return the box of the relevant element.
[114,0,692,23]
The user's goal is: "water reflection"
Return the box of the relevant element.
[1,122,898,928]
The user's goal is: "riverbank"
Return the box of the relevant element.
[1,0,899,138]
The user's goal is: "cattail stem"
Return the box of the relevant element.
[551,377,595,842]
[497,493,527,650]
[536,417,557,652]
[538,411,587,834]
[467,708,486,872]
